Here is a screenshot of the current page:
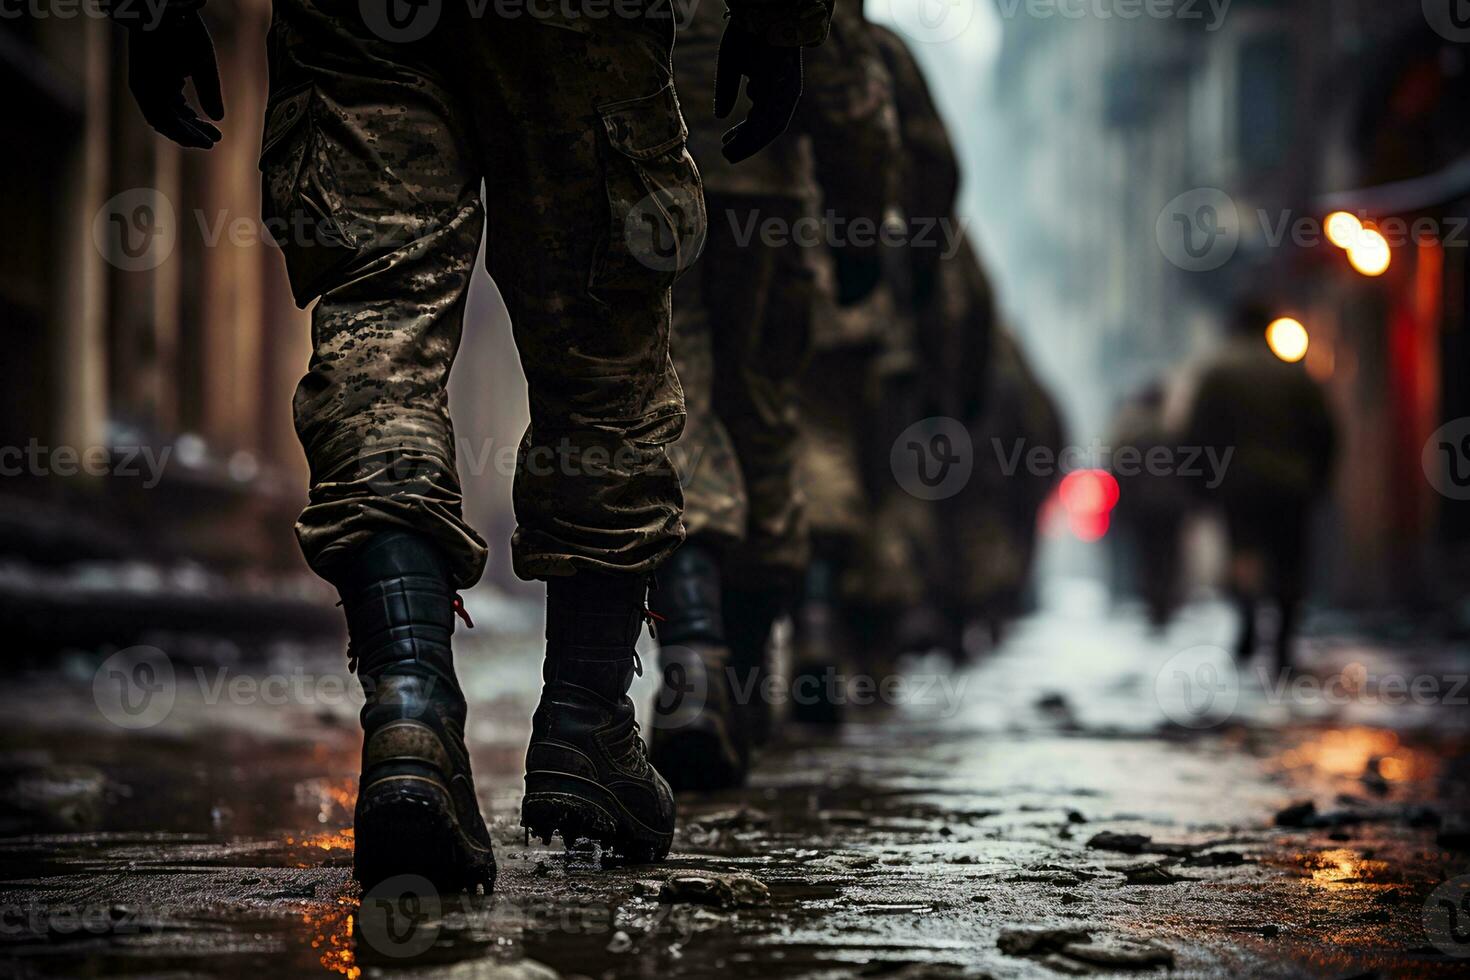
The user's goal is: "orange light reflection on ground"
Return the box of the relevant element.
[303,905,360,980]
[1298,848,1390,888]
[1272,726,1439,784]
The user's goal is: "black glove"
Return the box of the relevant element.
[714,21,802,164]
[125,9,224,149]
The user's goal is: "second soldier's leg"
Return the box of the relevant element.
[716,198,817,726]
[647,194,776,791]
[716,197,816,581]
[451,5,703,858]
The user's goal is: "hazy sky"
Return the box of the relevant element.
[866,0,1003,225]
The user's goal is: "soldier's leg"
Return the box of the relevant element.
[452,5,702,856]
[267,1,490,588]
[714,197,816,581]
[647,195,780,790]
[454,7,699,583]
[666,234,748,549]
[260,0,493,889]
[711,197,816,732]
[1270,501,1311,673]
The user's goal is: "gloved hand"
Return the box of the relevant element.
[125,9,224,149]
[714,21,802,164]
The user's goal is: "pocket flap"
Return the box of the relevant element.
[259,85,313,165]
[598,83,688,161]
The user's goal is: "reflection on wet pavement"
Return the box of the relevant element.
[1,586,1467,978]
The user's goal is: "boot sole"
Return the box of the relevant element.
[521,772,672,863]
[355,775,497,892]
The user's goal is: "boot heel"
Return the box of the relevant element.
[355,775,496,892]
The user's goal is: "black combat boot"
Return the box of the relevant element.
[521,571,674,861]
[648,542,748,791]
[723,583,787,747]
[336,531,496,891]
[791,557,846,726]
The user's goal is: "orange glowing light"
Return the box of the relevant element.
[1347,228,1391,276]
[1266,317,1309,363]
[1325,211,1362,249]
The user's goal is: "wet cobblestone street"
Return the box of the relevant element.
[1,584,1468,979]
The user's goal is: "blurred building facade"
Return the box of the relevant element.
[0,5,336,654]
[1,2,310,569]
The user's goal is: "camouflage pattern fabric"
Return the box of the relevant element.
[795,345,878,543]
[670,194,814,577]
[868,22,958,313]
[261,0,714,588]
[663,0,897,578]
[796,266,908,600]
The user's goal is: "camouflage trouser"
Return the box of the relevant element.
[670,194,813,578]
[261,0,705,587]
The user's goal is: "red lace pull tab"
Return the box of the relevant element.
[453,595,474,629]
[643,607,664,640]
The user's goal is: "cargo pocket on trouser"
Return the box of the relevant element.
[590,82,707,300]
[258,83,365,308]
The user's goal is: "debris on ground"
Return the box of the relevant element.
[1275,801,1318,827]
[658,872,771,909]
[998,927,1174,971]
[1119,863,1183,886]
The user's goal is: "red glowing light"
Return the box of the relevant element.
[1056,469,1120,542]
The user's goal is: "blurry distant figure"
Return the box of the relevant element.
[1109,382,1188,630]
[1183,303,1337,672]
[951,323,1065,651]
